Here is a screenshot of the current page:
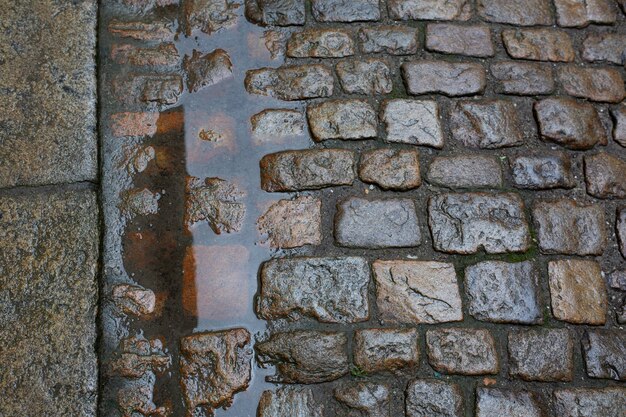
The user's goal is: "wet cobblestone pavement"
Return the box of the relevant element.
[2,0,626,416]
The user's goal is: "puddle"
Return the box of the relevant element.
[99,2,311,415]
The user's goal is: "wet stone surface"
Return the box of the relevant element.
[613,106,626,147]
[582,330,626,380]
[183,49,233,93]
[490,62,554,95]
[405,380,463,417]
[251,109,306,141]
[256,331,349,384]
[388,0,472,21]
[510,154,574,190]
[428,193,531,254]
[258,387,324,417]
[353,328,419,373]
[257,196,322,248]
[465,261,541,324]
[311,0,380,22]
[619,208,626,258]
[554,0,617,27]
[427,155,502,188]
[373,260,463,324]
[335,198,421,248]
[334,382,390,417]
[359,148,422,191]
[307,99,377,141]
[184,177,246,234]
[426,328,499,376]
[477,0,553,26]
[358,26,419,55]
[476,388,544,417]
[508,328,574,382]
[286,29,355,58]
[558,66,625,103]
[502,29,575,62]
[245,0,306,26]
[245,64,334,100]
[426,24,494,57]
[336,59,393,95]
[583,33,626,65]
[554,388,626,416]
[584,152,626,199]
[257,257,370,323]
[382,99,444,148]
[402,61,486,96]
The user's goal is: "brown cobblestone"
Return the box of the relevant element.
[358,26,419,55]
[112,284,157,317]
[307,99,377,141]
[508,328,574,382]
[260,149,355,191]
[554,0,617,27]
[510,154,575,190]
[618,208,626,258]
[245,64,334,100]
[450,100,525,149]
[585,152,626,199]
[558,66,625,103]
[583,33,626,65]
[582,330,626,380]
[181,0,240,36]
[405,380,463,417]
[426,24,494,57]
[286,29,354,58]
[353,328,419,373]
[490,62,554,95]
[336,59,393,95]
[426,328,499,375]
[359,148,422,191]
[109,336,170,378]
[335,198,421,248]
[108,18,175,41]
[476,388,544,417]
[112,73,184,106]
[502,29,575,62]
[111,43,180,67]
[548,259,607,325]
[110,111,184,137]
[183,49,233,92]
[258,387,323,417]
[257,197,321,248]
[184,177,246,234]
[533,199,607,255]
[382,99,444,148]
[335,382,390,417]
[388,0,472,21]
[427,155,502,188]
[612,105,626,147]
[373,260,463,324]
[554,387,626,416]
[534,98,607,150]
[245,0,306,26]
[402,61,486,96]
[312,0,380,22]
[477,0,553,26]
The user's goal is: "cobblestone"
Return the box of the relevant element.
[429,193,530,254]
[111,43,179,67]
[108,18,175,41]
[612,106,626,147]
[558,66,625,103]
[475,388,544,417]
[260,149,355,191]
[426,328,499,376]
[426,24,494,57]
[184,177,246,234]
[183,49,233,92]
[257,197,321,248]
[554,388,626,416]
[257,257,370,323]
[353,328,419,373]
[405,380,463,417]
[402,61,486,96]
[258,387,323,417]
[502,29,575,62]
[358,26,419,55]
[533,199,607,255]
[534,98,607,150]
[336,59,393,95]
[490,62,554,95]
[286,29,354,58]
[245,64,334,100]
[450,100,525,149]
[582,33,626,65]
[181,0,240,36]
[554,0,617,27]
[256,331,349,383]
[388,0,472,21]
[427,155,502,188]
[311,0,380,22]
[465,261,541,324]
[251,109,306,141]
[477,0,553,26]
[373,260,463,324]
[582,330,626,380]
[245,0,306,26]
[335,198,421,248]
[382,99,444,148]
[548,259,607,325]
[619,208,626,258]
[510,154,575,190]
[584,152,626,199]
[307,100,377,141]
[508,328,574,382]
[112,284,157,317]
[359,149,422,191]
[334,382,390,417]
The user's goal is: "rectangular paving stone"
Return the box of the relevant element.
[111,42,180,67]
[613,106,626,147]
[311,0,380,22]
[476,388,544,417]
[582,33,626,65]
[353,328,419,373]
[548,259,607,325]
[335,198,421,248]
[584,152,626,199]
[554,0,617,27]
[502,29,575,62]
[306,99,377,141]
[245,64,334,100]
[388,0,472,21]
[426,328,499,376]
[508,328,574,382]
[258,387,323,417]
[490,62,555,95]
[428,193,531,254]
[108,17,176,41]
[245,0,306,26]
[554,388,626,417]
[618,208,626,258]
[426,24,494,57]
[373,260,463,325]
[0,0,97,188]
[510,154,575,190]
[256,196,321,248]
[402,61,486,97]
[477,0,553,25]
[257,257,370,323]
[286,29,354,58]
[358,26,419,55]
[532,199,607,255]
[382,99,444,148]
[336,59,393,95]
[0,188,99,416]
[427,155,503,188]
[359,148,422,191]
[260,149,355,191]
[334,382,390,416]
[558,66,625,103]
[406,380,463,417]
[582,330,626,380]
